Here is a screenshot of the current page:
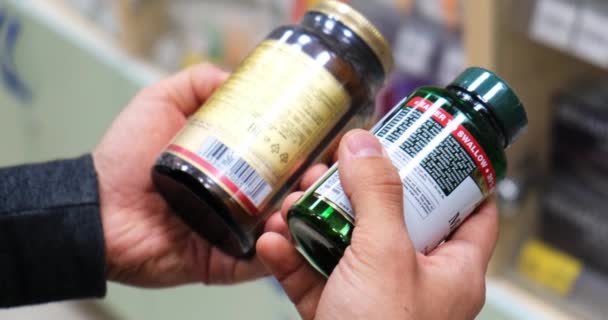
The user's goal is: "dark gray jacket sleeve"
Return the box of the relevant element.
[0,155,106,307]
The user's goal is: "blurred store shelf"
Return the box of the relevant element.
[510,238,608,319]
[18,0,165,84]
[527,0,608,70]
[2,0,606,319]
[467,0,608,319]
[0,0,163,166]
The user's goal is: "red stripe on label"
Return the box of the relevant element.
[167,144,260,215]
[407,96,452,127]
[406,97,497,191]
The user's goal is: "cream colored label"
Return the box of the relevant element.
[169,40,351,215]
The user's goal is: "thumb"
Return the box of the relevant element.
[150,63,229,117]
[338,130,414,257]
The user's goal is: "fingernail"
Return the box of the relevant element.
[346,131,385,158]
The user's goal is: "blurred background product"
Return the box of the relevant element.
[542,79,608,273]
[3,0,608,319]
[513,78,608,318]
[57,0,467,120]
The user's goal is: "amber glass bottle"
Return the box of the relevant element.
[152,1,393,258]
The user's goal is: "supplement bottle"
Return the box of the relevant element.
[288,67,528,277]
[152,1,393,258]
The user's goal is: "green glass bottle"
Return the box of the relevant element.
[287,67,528,277]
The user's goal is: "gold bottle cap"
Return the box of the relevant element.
[311,0,394,75]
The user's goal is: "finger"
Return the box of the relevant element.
[257,233,326,320]
[281,191,304,222]
[153,63,229,117]
[202,246,268,285]
[423,202,498,319]
[299,163,329,190]
[264,212,289,239]
[331,133,347,164]
[338,130,411,250]
[445,199,499,271]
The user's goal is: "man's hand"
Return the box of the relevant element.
[92,64,324,288]
[257,130,499,319]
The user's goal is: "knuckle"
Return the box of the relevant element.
[194,62,227,78]
[459,254,486,314]
[468,275,486,315]
[444,252,487,311]
[341,243,389,280]
[350,158,402,197]
[191,62,215,72]
[281,192,302,214]
[138,84,162,100]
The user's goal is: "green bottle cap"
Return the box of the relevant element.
[450,67,528,148]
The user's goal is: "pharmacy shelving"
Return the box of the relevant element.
[465,0,606,319]
[527,0,608,70]
[0,0,597,319]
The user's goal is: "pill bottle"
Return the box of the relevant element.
[152,0,393,258]
[288,67,528,276]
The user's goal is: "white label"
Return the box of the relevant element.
[394,24,436,77]
[529,0,578,49]
[312,97,494,254]
[571,4,608,68]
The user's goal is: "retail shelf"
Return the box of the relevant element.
[10,0,165,86]
[527,0,608,70]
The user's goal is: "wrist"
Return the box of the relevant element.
[92,150,118,281]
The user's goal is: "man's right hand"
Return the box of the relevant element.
[257,129,499,320]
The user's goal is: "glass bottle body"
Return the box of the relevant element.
[152,9,389,258]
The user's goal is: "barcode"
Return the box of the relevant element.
[198,138,272,207]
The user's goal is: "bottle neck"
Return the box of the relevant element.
[300,12,386,91]
[447,85,508,148]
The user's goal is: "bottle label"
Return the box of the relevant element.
[529,0,578,49]
[313,96,496,253]
[168,40,351,216]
